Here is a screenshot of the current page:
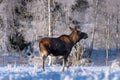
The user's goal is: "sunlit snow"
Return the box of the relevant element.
[0,64,120,80]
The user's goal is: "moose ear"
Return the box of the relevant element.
[69,27,74,31]
[74,26,77,30]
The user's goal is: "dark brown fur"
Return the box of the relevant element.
[39,26,88,71]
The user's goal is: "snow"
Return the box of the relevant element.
[0,49,119,80]
[0,64,120,80]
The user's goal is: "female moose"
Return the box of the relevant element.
[39,26,88,71]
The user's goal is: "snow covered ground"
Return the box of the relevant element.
[0,64,120,80]
[0,49,119,80]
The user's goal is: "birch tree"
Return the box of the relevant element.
[48,0,51,37]
[87,0,98,58]
[48,0,52,66]
[105,14,110,66]
[116,4,119,54]
[105,1,111,66]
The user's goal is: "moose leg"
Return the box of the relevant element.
[42,55,47,71]
[62,57,65,72]
[62,56,67,72]
[62,52,70,71]
[48,56,52,66]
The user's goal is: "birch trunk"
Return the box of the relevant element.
[48,0,52,66]
[116,5,119,54]
[48,0,51,37]
[105,13,110,66]
[88,0,98,58]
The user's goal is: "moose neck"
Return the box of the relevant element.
[69,31,79,44]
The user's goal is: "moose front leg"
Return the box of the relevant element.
[62,57,65,72]
[48,56,52,66]
[62,56,67,72]
[62,52,71,71]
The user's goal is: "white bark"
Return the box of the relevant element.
[105,15,110,66]
[116,5,119,54]
[105,1,111,66]
[48,0,51,37]
[48,0,52,65]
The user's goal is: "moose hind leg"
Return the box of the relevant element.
[42,55,47,71]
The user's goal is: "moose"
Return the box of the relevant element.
[39,26,88,71]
